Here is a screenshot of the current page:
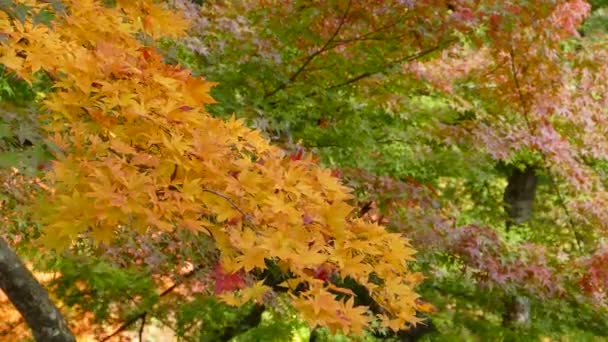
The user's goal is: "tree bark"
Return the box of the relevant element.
[0,237,75,342]
[503,166,537,231]
[502,165,536,328]
[502,295,531,327]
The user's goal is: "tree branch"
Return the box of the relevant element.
[202,188,258,228]
[100,265,203,341]
[262,39,457,113]
[264,0,353,99]
[0,237,75,342]
[327,39,455,90]
[137,313,146,342]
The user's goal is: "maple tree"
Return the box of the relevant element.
[3,0,608,341]
[0,0,422,339]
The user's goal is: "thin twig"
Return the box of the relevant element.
[202,188,257,228]
[508,48,533,132]
[326,39,456,90]
[263,39,457,110]
[333,14,409,45]
[99,265,203,342]
[138,313,146,342]
[547,173,584,250]
[264,0,352,99]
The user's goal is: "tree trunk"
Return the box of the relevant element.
[503,166,537,231]
[502,295,531,327]
[502,165,536,328]
[0,237,75,342]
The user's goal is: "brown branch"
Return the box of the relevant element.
[333,32,410,46]
[264,0,352,99]
[326,39,456,90]
[202,188,259,228]
[99,265,203,342]
[331,12,412,46]
[508,49,533,132]
[102,262,266,342]
[263,38,458,111]
[137,313,146,342]
[358,201,373,218]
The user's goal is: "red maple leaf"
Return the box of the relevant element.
[211,263,246,294]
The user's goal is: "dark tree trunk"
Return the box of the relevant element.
[0,237,75,342]
[502,165,537,328]
[503,166,537,231]
[309,327,320,341]
[502,295,531,327]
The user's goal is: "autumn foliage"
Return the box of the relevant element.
[0,0,421,335]
[4,0,608,340]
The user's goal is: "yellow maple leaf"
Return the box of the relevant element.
[109,139,136,155]
[218,292,243,306]
[184,77,217,106]
[0,48,23,72]
[236,247,267,272]
[324,201,352,232]
[240,281,270,303]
